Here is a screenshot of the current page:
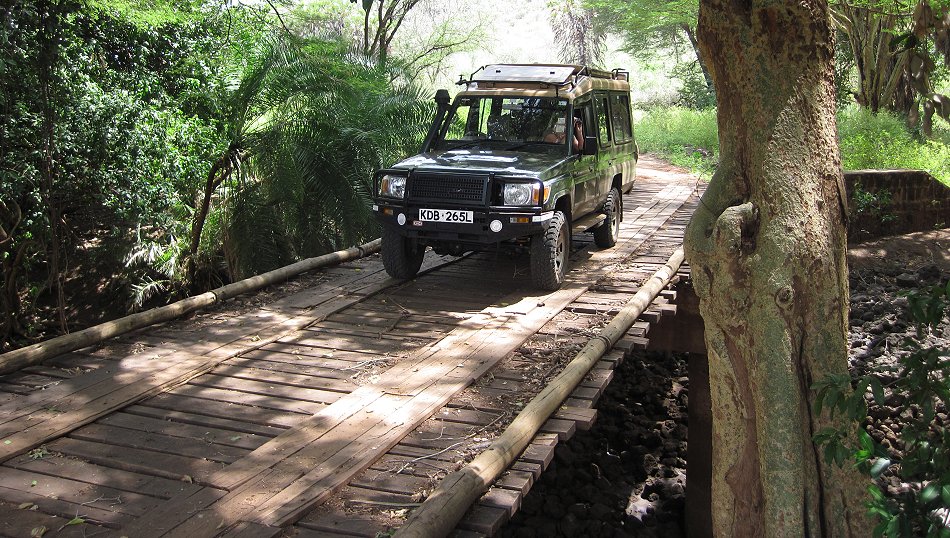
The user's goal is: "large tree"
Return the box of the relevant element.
[683,0,872,535]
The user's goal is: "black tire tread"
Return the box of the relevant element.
[381,227,424,279]
[530,211,569,291]
[593,188,621,248]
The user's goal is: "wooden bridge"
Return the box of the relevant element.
[0,157,702,538]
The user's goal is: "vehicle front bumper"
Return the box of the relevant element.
[372,203,553,245]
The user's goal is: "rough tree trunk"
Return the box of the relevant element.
[684,1,871,536]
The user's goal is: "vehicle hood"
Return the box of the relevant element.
[388,150,571,179]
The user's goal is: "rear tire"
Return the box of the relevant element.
[381,226,424,279]
[530,211,569,291]
[593,188,621,248]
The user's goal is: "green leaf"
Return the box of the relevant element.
[921,483,939,504]
[885,516,900,537]
[870,458,891,478]
[868,484,886,501]
[869,377,885,406]
[860,428,874,453]
[64,517,84,526]
[942,484,950,506]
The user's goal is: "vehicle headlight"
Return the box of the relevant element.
[503,183,538,206]
[380,174,407,198]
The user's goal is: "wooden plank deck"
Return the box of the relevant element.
[0,156,701,537]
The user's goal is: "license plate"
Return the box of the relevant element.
[418,209,474,223]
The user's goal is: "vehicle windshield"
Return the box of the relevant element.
[438,96,570,154]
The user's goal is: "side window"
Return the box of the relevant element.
[610,93,632,142]
[574,101,592,153]
[595,94,612,147]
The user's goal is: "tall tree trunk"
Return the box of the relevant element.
[188,156,229,278]
[38,0,67,333]
[684,1,871,536]
[681,23,714,95]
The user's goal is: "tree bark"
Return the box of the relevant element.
[684,1,871,536]
[188,156,229,262]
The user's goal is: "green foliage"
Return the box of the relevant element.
[585,0,698,60]
[851,183,897,224]
[813,282,950,537]
[838,106,950,186]
[633,105,950,185]
[190,35,431,280]
[633,107,719,178]
[670,61,715,109]
[586,0,711,109]
[0,1,238,341]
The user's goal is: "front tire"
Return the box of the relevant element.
[381,226,425,279]
[531,211,569,291]
[593,188,621,248]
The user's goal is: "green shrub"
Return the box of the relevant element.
[838,106,950,186]
[634,107,719,178]
[633,105,950,186]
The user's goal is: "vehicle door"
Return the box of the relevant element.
[607,92,636,189]
[569,98,600,217]
[587,92,614,207]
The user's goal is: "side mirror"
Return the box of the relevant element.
[582,136,597,155]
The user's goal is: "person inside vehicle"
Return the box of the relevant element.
[543,113,585,151]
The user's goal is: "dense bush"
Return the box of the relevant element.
[0,2,432,350]
[633,105,950,186]
[838,106,950,186]
[633,107,719,178]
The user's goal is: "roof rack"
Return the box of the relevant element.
[456,63,627,90]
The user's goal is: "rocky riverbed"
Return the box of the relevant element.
[499,229,950,537]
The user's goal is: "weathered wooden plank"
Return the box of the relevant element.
[493,469,533,495]
[69,423,251,464]
[136,393,305,429]
[116,484,225,536]
[457,504,508,535]
[369,457,456,479]
[216,357,353,382]
[510,461,543,480]
[0,351,221,459]
[48,437,225,484]
[0,466,159,517]
[350,468,431,496]
[242,346,382,369]
[519,443,556,470]
[220,521,284,538]
[553,406,597,430]
[0,501,110,537]
[477,487,522,517]
[7,453,203,500]
[280,332,421,356]
[98,412,271,451]
[539,418,576,441]
[167,384,328,415]
[205,366,356,395]
[0,483,134,527]
[124,404,286,437]
[431,407,502,427]
[296,509,388,537]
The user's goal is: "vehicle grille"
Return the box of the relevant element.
[408,173,488,205]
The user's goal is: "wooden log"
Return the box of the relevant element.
[0,240,381,375]
[393,248,685,538]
